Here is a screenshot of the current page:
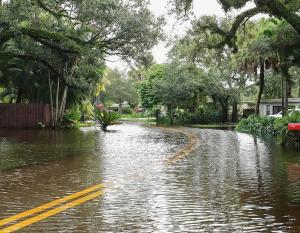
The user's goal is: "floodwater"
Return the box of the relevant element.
[0,123,300,232]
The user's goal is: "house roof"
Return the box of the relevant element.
[260,98,300,104]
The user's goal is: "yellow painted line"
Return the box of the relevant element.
[0,190,105,233]
[0,183,106,227]
[167,132,198,164]
[153,126,199,164]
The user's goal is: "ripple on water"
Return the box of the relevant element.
[0,124,300,232]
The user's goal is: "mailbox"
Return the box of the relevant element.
[288,123,300,131]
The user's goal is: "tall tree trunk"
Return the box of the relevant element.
[48,72,54,127]
[168,105,174,125]
[16,88,23,103]
[58,85,68,120]
[217,97,229,123]
[55,77,60,126]
[222,104,228,123]
[118,98,123,113]
[298,77,300,97]
[255,57,265,116]
[232,100,238,123]
[281,63,289,116]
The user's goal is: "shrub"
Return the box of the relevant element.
[79,102,94,122]
[93,109,120,131]
[236,113,300,146]
[175,111,222,125]
[122,107,133,115]
[61,107,81,129]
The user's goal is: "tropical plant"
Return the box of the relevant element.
[60,107,81,129]
[93,109,120,132]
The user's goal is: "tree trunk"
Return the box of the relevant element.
[168,106,174,125]
[232,100,238,123]
[48,72,54,128]
[217,97,229,123]
[155,109,160,125]
[255,57,265,116]
[281,63,289,116]
[298,77,300,97]
[55,77,60,126]
[222,105,228,123]
[118,99,122,113]
[16,88,23,103]
[58,85,68,121]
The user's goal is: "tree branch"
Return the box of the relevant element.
[255,0,300,34]
[0,51,61,77]
[35,0,79,20]
[197,7,263,51]
[0,27,82,54]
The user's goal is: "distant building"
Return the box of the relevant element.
[108,101,130,112]
[240,101,256,118]
[259,98,300,116]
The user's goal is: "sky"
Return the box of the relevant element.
[106,0,226,70]
[106,0,258,70]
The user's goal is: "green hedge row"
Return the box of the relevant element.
[236,114,300,145]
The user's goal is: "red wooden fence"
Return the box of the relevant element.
[0,104,51,128]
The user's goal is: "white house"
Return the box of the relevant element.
[259,98,300,116]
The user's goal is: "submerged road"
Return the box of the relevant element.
[0,123,300,232]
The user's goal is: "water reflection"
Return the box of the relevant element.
[0,124,300,232]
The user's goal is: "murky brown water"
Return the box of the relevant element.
[0,123,300,232]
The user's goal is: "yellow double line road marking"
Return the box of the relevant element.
[153,126,199,164]
[0,183,108,233]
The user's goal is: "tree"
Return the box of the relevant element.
[153,63,204,124]
[138,64,167,111]
[170,17,252,123]
[237,19,276,115]
[0,0,164,126]
[171,0,300,51]
[258,20,300,115]
[101,68,139,110]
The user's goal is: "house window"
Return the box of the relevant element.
[266,105,271,115]
[273,106,282,115]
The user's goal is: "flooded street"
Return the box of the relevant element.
[0,123,300,232]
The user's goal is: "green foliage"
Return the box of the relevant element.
[176,111,222,125]
[138,64,166,109]
[121,107,133,115]
[101,68,139,107]
[0,0,163,116]
[236,115,276,136]
[79,101,94,122]
[61,107,81,129]
[172,0,300,49]
[93,109,120,131]
[236,114,300,146]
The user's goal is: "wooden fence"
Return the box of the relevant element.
[0,104,51,128]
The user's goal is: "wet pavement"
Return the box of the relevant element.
[0,123,300,232]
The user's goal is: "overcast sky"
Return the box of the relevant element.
[106,0,227,70]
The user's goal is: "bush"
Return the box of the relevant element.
[175,111,222,125]
[93,109,120,131]
[61,107,81,129]
[122,107,133,115]
[79,102,94,122]
[236,116,276,135]
[236,113,300,146]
